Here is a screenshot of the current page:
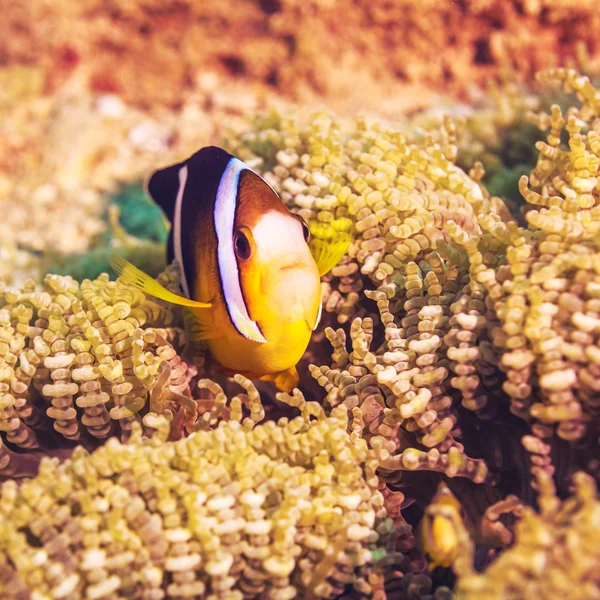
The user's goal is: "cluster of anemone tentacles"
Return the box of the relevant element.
[0,265,194,477]
[226,67,600,460]
[0,67,600,598]
[453,470,600,600]
[0,405,396,600]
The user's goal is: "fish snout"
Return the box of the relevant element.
[260,257,320,325]
[277,254,314,273]
[261,253,316,290]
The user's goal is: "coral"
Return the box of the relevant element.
[409,75,544,179]
[468,68,600,444]
[308,295,489,486]
[223,109,505,484]
[0,265,200,470]
[219,75,600,594]
[0,405,396,600]
[453,471,600,600]
[453,80,546,188]
[224,109,493,326]
[225,67,600,456]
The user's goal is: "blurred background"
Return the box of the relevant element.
[1,0,599,285]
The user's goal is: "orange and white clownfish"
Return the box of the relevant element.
[110,146,351,392]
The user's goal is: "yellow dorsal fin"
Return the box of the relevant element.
[308,217,353,277]
[109,256,211,308]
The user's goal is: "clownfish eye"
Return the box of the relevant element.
[233,229,252,260]
[300,218,310,241]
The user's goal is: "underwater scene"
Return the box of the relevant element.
[1,1,600,598]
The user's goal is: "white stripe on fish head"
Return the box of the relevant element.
[214,157,267,343]
[173,165,190,298]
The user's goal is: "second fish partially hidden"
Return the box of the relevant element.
[110,146,351,392]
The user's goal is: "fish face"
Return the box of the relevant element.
[236,210,321,331]
[209,209,320,375]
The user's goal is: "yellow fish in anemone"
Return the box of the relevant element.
[418,482,465,571]
[110,146,351,392]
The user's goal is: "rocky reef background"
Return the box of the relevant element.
[1,1,600,599]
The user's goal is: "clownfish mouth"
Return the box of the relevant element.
[279,259,308,272]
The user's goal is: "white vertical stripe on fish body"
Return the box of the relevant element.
[313,301,322,331]
[174,165,190,298]
[214,158,267,343]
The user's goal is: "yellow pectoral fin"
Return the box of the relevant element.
[308,218,353,277]
[109,256,211,308]
[183,306,222,341]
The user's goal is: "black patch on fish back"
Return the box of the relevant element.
[147,146,235,297]
[146,162,182,224]
[146,147,232,221]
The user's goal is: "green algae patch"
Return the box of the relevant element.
[41,183,168,281]
[111,182,169,244]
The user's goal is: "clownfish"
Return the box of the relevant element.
[110,146,351,392]
[418,482,465,570]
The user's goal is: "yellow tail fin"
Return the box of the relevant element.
[109,256,211,308]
